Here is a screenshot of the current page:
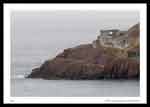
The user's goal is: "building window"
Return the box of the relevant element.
[123,40,126,44]
[120,40,126,47]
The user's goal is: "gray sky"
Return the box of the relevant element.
[11,10,139,50]
[12,11,139,32]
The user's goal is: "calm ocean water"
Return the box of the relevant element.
[11,31,139,97]
[11,79,139,97]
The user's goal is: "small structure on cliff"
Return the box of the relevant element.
[92,29,129,49]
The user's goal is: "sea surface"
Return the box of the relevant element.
[11,78,139,97]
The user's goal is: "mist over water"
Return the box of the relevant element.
[11,11,139,97]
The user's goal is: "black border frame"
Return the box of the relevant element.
[1,0,149,105]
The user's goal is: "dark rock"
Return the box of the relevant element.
[27,45,139,80]
[104,58,139,79]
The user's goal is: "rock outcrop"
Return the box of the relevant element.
[27,23,140,80]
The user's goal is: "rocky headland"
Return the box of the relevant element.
[27,23,140,80]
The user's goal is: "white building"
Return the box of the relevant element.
[94,29,129,49]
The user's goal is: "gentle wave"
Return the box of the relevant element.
[14,75,25,79]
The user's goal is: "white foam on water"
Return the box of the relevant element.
[16,74,25,79]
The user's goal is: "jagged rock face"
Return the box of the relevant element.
[127,23,140,48]
[128,23,139,38]
[27,58,105,80]
[27,23,140,80]
[27,44,139,80]
[104,58,139,79]
[27,45,112,79]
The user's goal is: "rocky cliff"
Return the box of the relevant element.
[27,23,140,80]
